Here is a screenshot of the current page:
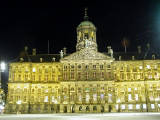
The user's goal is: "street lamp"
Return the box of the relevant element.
[16,100,21,114]
[0,62,5,114]
[0,62,5,88]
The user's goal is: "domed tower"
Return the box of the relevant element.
[76,8,97,52]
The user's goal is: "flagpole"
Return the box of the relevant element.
[48,40,49,54]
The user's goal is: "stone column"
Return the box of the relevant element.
[67,104,71,113]
[104,104,108,112]
[60,104,64,113]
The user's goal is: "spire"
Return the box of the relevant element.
[84,7,89,20]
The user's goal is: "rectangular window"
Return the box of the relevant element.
[45,75,48,81]
[136,104,140,109]
[128,88,131,92]
[127,73,130,80]
[115,104,119,110]
[128,104,133,110]
[121,104,125,110]
[135,94,138,101]
[100,65,103,69]
[143,104,147,109]
[64,72,67,80]
[108,94,112,102]
[93,65,96,69]
[93,72,96,78]
[86,94,90,102]
[93,94,97,101]
[128,94,132,101]
[24,96,27,102]
[78,72,81,79]
[71,72,74,79]
[44,96,48,102]
[85,72,89,80]
[101,72,104,78]
[151,104,155,109]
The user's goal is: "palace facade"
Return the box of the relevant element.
[5,13,160,113]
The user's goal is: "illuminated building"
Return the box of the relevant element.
[5,9,160,113]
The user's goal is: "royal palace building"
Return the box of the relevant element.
[5,12,160,113]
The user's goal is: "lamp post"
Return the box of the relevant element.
[0,62,5,88]
[0,62,5,114]
[16,100,21,114]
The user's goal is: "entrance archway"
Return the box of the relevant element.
[64,106,67,113]
[93,106,97,111]
[101,106,104,113]
[109,105,112,112]
[86,106,90,112]
[71,105,75,113]
[79,106,82,111]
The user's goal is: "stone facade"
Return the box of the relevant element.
[5,14,160,113]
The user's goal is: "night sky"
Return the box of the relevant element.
[0,0,160,61]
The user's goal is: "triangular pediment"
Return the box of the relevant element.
[61,48,113,61]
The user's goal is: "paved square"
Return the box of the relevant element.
[0,113,160,120]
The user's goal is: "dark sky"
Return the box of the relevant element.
[0,0,160,61]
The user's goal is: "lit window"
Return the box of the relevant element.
[121,104,125,110]
[93,94,97,101]
[101,94,104,99]
[16,100,22,104]
[116,98,121,103]
[115,104,119,110]
[128,88,131,92]
[45,89,48,93]
[79,95,82,101]
[150,96,154,101]
[44,96,48,102]
[154,65,157,69]
[108,94,112,102]
[135,94,138,101]
[143,104,146,109]
[151,104,155,109]
[136,104,140,109]
[139,66,143,69]
[128,104,133,110]
[52,96,54,102]
[128,94,132,101]
[64,96,67,100]
[32,68,36,72]
[146,65,150,69]
[155,97,160,101]
[86,94,90,102]
[148,74,152,79]
[93,72,96,78]
[134,87,138,90]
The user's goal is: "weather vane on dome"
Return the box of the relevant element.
[84,7,89,21]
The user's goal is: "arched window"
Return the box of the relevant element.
[86,106,90,111]
[79,106,82,111]
[93,106,97,111]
